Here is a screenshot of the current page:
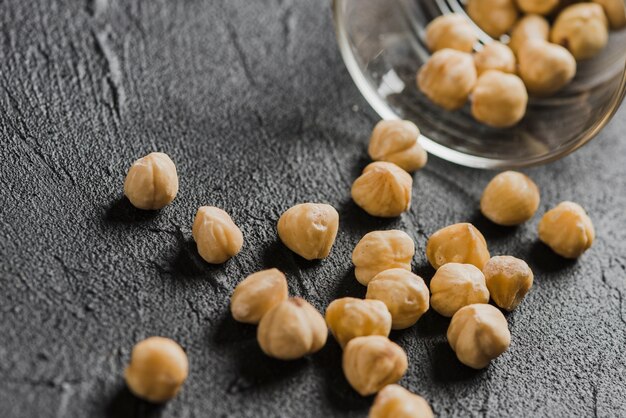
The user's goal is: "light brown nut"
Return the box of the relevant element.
[593,0,626,29]
[192,206,243,264]
[426,223,490,270]
[230,268,289,324]
[518,39,576,96]
[480,171,540,226]
[325,298,392,348]
[551,3,609,60]
[124,152,178,210]
[447,304,511,369]
[538,201,595,258]
[351,162,412,218]
[425,14,478,53]
[509,14,550,55]
[368,120,427,173]
[474,42,516,76]
[352,230,415,286]
[366,269,429,329]
[342,336,408,396]
[277,203,339,260]
[124,337,188,403]
[484,256,533,311]
[257,297,327,360]
[515,0,558,15]
[417,49,477,111]
[471,70,528,128]
[430,263,490,317]
[466,0,518,38]
[369,384,434,418]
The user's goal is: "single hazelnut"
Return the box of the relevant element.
[474,42,516,76]
[593,0,626,29]
[417,49,477,111]
[508,14,550,55]
[351,162,412,218]
[480,171,540,225]
[466,0,518,38]
[352,230,415,286]
[551,3,609,60]
[484,256,533,311]
[515,0,558,15]
[471,70,528,128]
[369,384,434,418]
[368,120,427,173]
[325,297,392,348]
[366,269,430,329]
[430,263,490,317]
[538,201,595,258]
[124,152,178,210]
[342,336,408,396]
[277,203,339,260]
[518,39,576,96]
[447,304,511,369]
[257,297,327,360]
[124,337,188,403]
[192,206,243,264]
[426,223,490,270]
[425,13,478,53]
[230,268,289,324]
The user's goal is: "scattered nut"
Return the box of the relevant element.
[325,298,392,348]
[192,206,244,264]
[447,304,511,369]
[474,42,516,76]
[124,337,188,403]
[352,230,415,286]
[417,49,477,111]
[426,223,490,270]
[466,0,518,38]
[368,120,427,172]
[366,269,430,329]
[509,14,550,55]
[471,70,528,128]
[343,336,408,396]
[518,39,576,96]
[484,256,533,311]
[124,152,178,210]
[277,203,339,260]
[538,201,595,258]
[369,384,434,418]
[430,263,490,317]
[516,0,559,15]
[351,162,412,217]
[425,13,478,53]
[230,268,288,324]
[593,0,626,29]
[551,3,609,60]
[480,171,540,225]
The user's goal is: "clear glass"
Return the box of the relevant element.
[332,0,626,169]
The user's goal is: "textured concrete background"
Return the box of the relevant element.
[1,0,625,417]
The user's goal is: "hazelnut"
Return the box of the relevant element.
[230,268,288,324]
[257,297,327,360]
[124,152,178,210]
[551,3,609,60]
[480,171,540,225]
[369,384,434,418]
[351,162,412,218]
[426,223,490,270]
[474,42,516,76]
[425,13,478,53]
[417,49,477,111]
[368,120,427,173]
[593,0,626,29]
[192,206,243,264]
[366,269,429,329]
[325,297,392,348]
[515,0,558,15]
[518,39,576,96]
[277,203,339,260]
[124,337,188,403]
[538,201,595,258]
[471,70,528,128]
[342,336,408,396]
[466,0,518,38]
[352,230,415,286]
[484,256,533,311]
[447,304,511,369]
[430,263,490,317]
[509,14,550,55]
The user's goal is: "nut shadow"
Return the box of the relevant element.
[429,341,486,384]
[212,312,257,346]
[105,386,164,418]
[329,268,367,300]
[527,240,577,273]
[104,197,161,224]
[469,210,519,241]
[414,310,450,338]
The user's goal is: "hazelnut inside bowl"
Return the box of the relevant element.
[332,0,626,169]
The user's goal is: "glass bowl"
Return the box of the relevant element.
[332,0,626,168]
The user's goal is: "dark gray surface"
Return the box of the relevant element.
[1,0,625,417]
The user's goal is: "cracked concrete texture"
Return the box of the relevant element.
[0,0,625,417]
